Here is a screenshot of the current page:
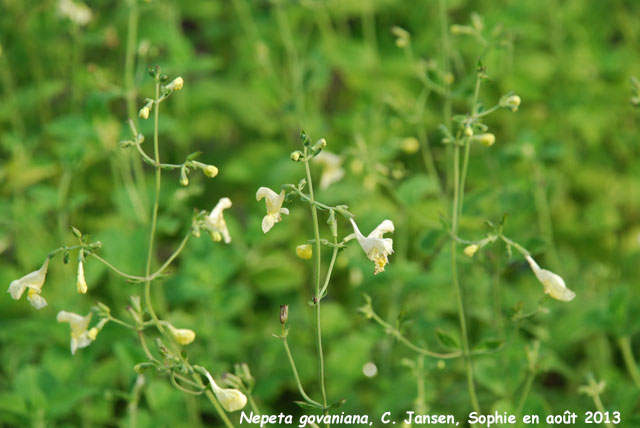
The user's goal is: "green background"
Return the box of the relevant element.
[1,0,639,426]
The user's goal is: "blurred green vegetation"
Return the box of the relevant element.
[1,0,640,426]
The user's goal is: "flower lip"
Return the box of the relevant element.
[203,370,247,412]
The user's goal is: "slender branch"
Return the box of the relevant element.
[618,336,640,390]
[303,148,329,414]
[280,333,323,407]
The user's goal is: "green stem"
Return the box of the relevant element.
[618,336,640,390]
[128,374,145,428]
[281,334,323,407]
[438,0,453,197]
[303,149,329,416]
[516,370,535,416]
[451,143,481,415]
[144,81,163,332]
[368,308,461,359]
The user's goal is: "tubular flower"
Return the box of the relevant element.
[256,187,289,233]
[296,244,313,260]
[8,258,50,309]
[525,255,575,302]
[350,218,395,275]
[206,197,232,243]
[313,151,345,190]
[203,370,247,412]
[166,323,196,345]
[77,260,88,294]
[57,311,95,355]
[464,244,479,257]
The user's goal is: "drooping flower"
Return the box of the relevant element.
[525,255,575,302]
[313,151,345,189]
[206,197,232,243]
[203,370,247,412]
[166,77,183,91]
[8,258,50,309]
[57,311,97,355]
[256,187,289,233]
[350,218,395,275]
[77,260,88,294]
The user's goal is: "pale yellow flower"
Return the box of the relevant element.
[139,106,150,120]
[166,76,183,91]
[256,187,289,233]
[77,260,88,294]
[59,0,92,26]
[526,255,575,302]
[313,151,345,189]
[206,197,232,243]
[166,323,196,345]
[57,311,95,355]
[350,218,395,275]
[203,370,247,412]
[8,258,49,309]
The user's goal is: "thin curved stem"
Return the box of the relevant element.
[281,334,323,407]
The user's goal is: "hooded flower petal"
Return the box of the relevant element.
[526,255,575,302]
[350,218,394,275]
[203,370,247,412]
[57,311,95,355]
[256,187,288,233]
[8,258,49,309]
[206,197,232,243]
[314,151,345,190]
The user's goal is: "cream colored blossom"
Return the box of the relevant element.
[206,197,232,243]
[139,106,150,120]
[59,0,92,26]
[203,370,247,412]
[525,255,575,302]
[77,260,88,294]
[8,258,49,309]
[350,218,395,275]
[57,311,95,355]
[166,323,196,345]
[314,151,345,189]
[256,187,289,233]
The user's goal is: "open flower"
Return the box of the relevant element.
[7,258,49,309]
[166,323,196,345]
[313,151,345,189]
[203,370,247,412]
[256,187,289,233]
[350,218,395,275]
[57,311,97,355]
[206,197,232,243]
[77,260,88,294]
[525,255,575,302]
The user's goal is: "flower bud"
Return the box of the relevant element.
[204,165,219,178]
[500,94,521,112]
[463,244,479,257]
[87,327,99,341]
[138,106,150,120]
[400,137,420,154]
[77,260,88,294]
[450,25,474,35]
[474,133,495,147]
[290,151,303,162]
[464,126,473,137]
[167,323,196,345]
[296,244,313,260]
[166,76,184,91]
[312,138,327,152]
[280,304,289,325]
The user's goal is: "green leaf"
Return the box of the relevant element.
[294,401,323,410]
[435,328,459,350]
